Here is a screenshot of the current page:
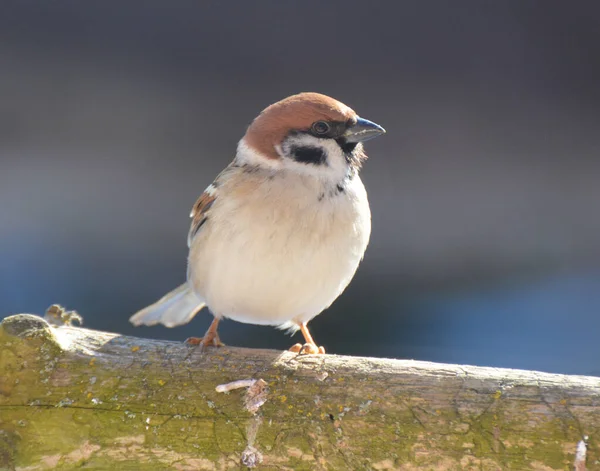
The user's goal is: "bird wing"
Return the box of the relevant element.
[187,163,236,247]
[188,187,216,247]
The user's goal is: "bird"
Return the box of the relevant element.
[129,92,385,354]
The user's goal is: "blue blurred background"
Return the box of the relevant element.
[1,1,600,375]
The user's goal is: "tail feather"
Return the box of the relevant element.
[129,283,206,328]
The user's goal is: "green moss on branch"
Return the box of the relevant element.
[0,314,598,470]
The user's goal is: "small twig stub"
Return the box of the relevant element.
[574,436,588,471]
[215,379,256,393]
[244,379,268,415]
[44,304,83,326]
[241,445,263,468]
[215,378,269,415]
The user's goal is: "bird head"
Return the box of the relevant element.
[238,92,385,182]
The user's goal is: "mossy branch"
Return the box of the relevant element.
[0,314,598,470]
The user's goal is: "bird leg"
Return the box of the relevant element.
[185,318,224,349]
[289,322,325,354]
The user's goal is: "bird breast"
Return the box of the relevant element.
[187,167,371,326]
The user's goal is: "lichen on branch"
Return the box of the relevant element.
[0,314,598,470]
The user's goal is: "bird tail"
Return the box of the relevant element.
[129,283,206,328]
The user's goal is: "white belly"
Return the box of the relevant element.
[187,173,370,328]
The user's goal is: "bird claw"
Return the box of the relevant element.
[289,343,325,355]
[185,335,224,349]
[184,318,224,351]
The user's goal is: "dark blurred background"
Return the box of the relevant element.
[1,1,600,375]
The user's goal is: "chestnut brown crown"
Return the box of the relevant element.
[244,92,359,160]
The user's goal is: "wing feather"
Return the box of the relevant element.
[187,162,239,247]
[188,187,217,247]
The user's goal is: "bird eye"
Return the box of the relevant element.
[312,121,331,135]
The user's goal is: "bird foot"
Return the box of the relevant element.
[185,334,224,349]
[289,343,325,355]
[185,318,223,350]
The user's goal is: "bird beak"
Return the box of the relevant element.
[344,117,386,143]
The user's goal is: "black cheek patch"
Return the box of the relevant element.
[290,145,327,165]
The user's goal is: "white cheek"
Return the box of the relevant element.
[236,139,282,169]
[281,134,351,183]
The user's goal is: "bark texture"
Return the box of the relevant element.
[0,314,598,470]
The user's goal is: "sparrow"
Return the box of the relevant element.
[130,92,385,354]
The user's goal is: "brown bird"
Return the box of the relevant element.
[130,93,385,354]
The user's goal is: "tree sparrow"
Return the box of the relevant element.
[130,92,385,354]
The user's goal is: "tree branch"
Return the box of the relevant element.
[0,314,597,470]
